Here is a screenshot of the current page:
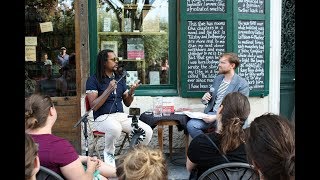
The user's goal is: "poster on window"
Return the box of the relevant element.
[25,46,36,61]
[25,37,37,46]
[40,22,53,33]
[101,41,118,56]
[149,71,160,85]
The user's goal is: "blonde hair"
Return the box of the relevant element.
[117,145,168,180]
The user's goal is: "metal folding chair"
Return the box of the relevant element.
[198,162,260,180]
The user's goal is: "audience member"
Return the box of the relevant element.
[186,92,250,179]
[42,52,52,65]
[57,46,69,67]
[116,144,168,180]
[25,70,37,97]
[187,52,249,138]
[160,58,169,84]
[86,49,153,167]
[51,58,62,78]
[56,65,76,96]
[25,133,40,180]
[245,113,295,180]
[36,64,57,97]
[25,93,117,180]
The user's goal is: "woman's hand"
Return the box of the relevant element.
[86,156,99,173]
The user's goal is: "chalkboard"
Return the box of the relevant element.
[187,20,226,91]
[238,20,265,91]
[180,0,269,97]
[238,0,264,14]
[186,0,226,13]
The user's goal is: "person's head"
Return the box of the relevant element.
[116,144,168,180]
[25,94,56,131]
[96,49,119,82]
[60,47,67,53]
[218,52,240,74]
[245,113,295,180]
[25,133,40,180]
[161,57,168,66]
[42,53,48,60]
[216,92,250,154]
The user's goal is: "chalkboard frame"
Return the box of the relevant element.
[180,0,270,98]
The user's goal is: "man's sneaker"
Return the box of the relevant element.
[104,151,115,167]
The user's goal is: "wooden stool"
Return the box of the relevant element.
[156,120,189,159]
[92,130,129,159]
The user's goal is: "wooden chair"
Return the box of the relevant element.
[36,166,64,180]
[85,96,129,159]
[198,162,259,180]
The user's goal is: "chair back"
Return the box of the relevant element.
[85,95,90,111]
[198,162,259,180]
[36,166,64,180]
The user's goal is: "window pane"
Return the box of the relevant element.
[25,0,76,97]
[98,0,169,85]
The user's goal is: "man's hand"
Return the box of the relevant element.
[202,92,212,102]
[202,114,217,123]
[128,79,140,96]
[107,79,117,93]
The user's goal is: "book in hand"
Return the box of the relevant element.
[126,71,138,86]
[127,38,145,59]
[179,111,208,119]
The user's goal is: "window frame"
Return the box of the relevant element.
[88,0,178,96]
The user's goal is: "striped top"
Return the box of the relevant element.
[212,79,230,112]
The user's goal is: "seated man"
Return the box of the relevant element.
[186,52,249,138]
[86,49,153,167]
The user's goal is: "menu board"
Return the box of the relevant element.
[238,20,265,91]
[181,0,269,97]
[187,20,226,91]
[186,0,226,13]
[238,0,265,14]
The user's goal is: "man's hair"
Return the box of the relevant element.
[245,113,295,180]
[220,52,240,69]
[116,144,168,180]
[96,49,114,83]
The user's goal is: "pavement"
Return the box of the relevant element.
[166,151,190,180]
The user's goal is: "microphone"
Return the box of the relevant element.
[113,70,128,95]
[111,74,117,95]
[209,87,215,96]
[118,70,128,81]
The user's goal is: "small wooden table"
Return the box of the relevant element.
[139,112,190,159]
[156,120,189,159]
